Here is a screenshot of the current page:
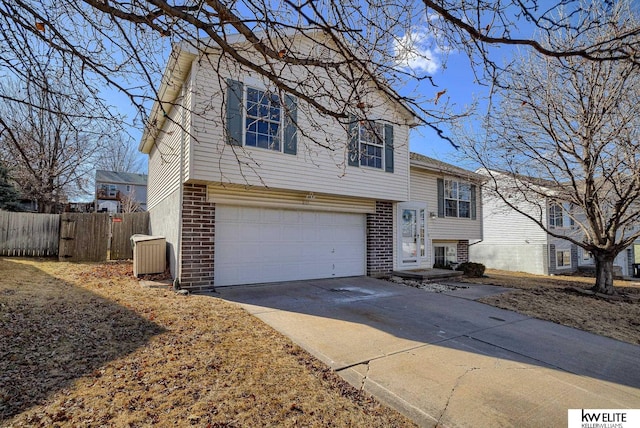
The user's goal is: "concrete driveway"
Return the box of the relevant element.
[216,277,640,427]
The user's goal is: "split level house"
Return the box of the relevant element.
[140,30,483,290]
[470,169,639,278]
[95,170,148,213]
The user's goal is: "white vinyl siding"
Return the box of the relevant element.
[186,39,410,202]
[146,105,183,210]
[146,72,192,210]
[469,180,550,274]
[409,167,482,241]
[475,190,548,246]
[207,185,375,214]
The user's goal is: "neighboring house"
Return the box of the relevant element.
[95,170,148,213]
[139,31,482,290]
[470,169,635,277]
[403,153,483,270]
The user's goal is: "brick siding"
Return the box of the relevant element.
[179,184,215,291]
[456,240,469,263]
[367,201,393,276]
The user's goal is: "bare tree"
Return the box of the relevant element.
[96,137,144,173]
[0,69,120,213]
[1,1,639,150]
[458,4,640,294]
[119,188,142,213]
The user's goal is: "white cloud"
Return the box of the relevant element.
[394,26,447,74]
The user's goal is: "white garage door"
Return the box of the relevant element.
[214,206,366,286]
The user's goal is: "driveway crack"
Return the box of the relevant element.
[360,361,370,392]
[437,366,479,426]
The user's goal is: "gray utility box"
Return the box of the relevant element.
[130,234,166,277]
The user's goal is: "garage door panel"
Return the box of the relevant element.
[215,206,365,286]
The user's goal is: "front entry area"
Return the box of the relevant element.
[397,203,427,269]
[214,205,366,286]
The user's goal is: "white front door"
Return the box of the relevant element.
[398,203,427,269]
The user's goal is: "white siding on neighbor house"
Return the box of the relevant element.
[469,188,550,274]
[470,243,549,275]
[185,40,411,202]
[146,75,192,210]
[476,192,548,246]
[409,167,483,241]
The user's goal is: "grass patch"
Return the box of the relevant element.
[0,258,414,427]
[460,269,640,345]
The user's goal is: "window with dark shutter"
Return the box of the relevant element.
[349,119,394,172]
[226,79,244,146]
[226,80,297,155]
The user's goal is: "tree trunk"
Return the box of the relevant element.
[593,252,616,295]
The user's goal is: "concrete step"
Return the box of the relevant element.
[391,269,464,281]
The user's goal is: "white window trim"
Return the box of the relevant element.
[100,183,118,198]
[549,202,575,229]
[444,179,471,219]
[434,243,458,267]
[581,248,594,262]
[243,85,284,152]
[358,120,385,170]
[549,203,564,228]
[555,248,572,269]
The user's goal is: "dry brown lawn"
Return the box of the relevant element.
[0,258,415,427]
[459,269,640,345]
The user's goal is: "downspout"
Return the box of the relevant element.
[469,180,484,247]
[176,84,186,286]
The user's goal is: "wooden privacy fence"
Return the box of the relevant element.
[0,211,149,261]
[0,211,60,256]
[59,213,111,262]
[110,213,150,260]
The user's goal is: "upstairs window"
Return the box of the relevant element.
[245,87,281,151]
[359,121,384,169]
[347,117,394,173]
[549,202,574,228]
[226,79,297,155]
[98,184,117,198]
[549,203,563,228]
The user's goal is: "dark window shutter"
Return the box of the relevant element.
[471,184,477,220]
[283,94,297,155]
[347,115,359,167]
[384,124,394,173]
[437,178,445,218]
[226,79,243,146]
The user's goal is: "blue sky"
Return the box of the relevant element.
[405,51,483,169]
